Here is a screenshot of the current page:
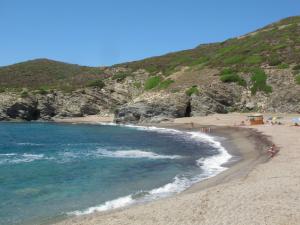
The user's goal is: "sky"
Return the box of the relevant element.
[0,0,299,67]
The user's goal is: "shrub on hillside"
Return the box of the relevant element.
[112,73,128,82]
[223,55,244,65]
[250,69,272,95]
[87,79,105,89]
[220,68,247,86]
[220,68,236,75]
[36,87,48,95]
[158,79,174,89]
[277,63,289,69]
[186,85,199,96]
[268,57,282,66]
[144,76,161,90]
[21,90,29,98]
[244,55,263,65]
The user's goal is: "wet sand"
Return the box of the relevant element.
[53,113,300,225]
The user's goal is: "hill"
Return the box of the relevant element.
[1,16,300,91]
[0,59,108,91]
[118,16,300,76]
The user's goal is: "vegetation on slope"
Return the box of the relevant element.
[144,76,161,90]
[250,68,272,95]
[0,16,299,94]
[118,16,300,77]
[219,68,246,86]
[185,86,199,96]
[0,59,108,91]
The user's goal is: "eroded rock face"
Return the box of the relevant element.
[190,93,227,116]
[6,101,39,121]
[0,86,132,121]
[0,68,299,122]
[115,92,190,124]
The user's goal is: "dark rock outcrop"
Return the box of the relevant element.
[0,86,132,121]
[190,93,228,116]
[115,92,190,124]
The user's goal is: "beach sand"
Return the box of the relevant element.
[55,113,300,225]
[53,115,114,124]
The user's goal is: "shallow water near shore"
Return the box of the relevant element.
[0,122,231,225]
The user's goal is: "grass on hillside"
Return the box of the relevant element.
[158,79,174,89]
[118,16,300,77]
[144,76,174,90]
[112,72,129,82]
[219,68,246,86]
[0,59,108,91]
[144,76,161,90]
[250,68,272,95]
[186,85,199,96]
[86,79,105,89]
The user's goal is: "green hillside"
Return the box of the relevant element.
[0,59,108,91]
[119,16,300,76]
[0,16,299,91]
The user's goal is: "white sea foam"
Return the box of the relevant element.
[187,131,232,175]
[148,176,191,197]
[95,149,182,159]
[0,153,45,165]
[69,195,136,216]
[99,123,232,174]
[69,173,210,216]
[54,148,182,163]
[16,142,44,146]
[0,153,17,156]
[98,122,182,135]
[68,124,233,216]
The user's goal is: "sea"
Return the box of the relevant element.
[0,122,231,225]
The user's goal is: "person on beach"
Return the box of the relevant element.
[268,144,278,157]
[201,127,211,133]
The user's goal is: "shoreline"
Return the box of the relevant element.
[53,115,277,225]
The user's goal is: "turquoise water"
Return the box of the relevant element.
[0,122,230,225]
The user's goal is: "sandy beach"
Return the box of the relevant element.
[53,115,114,124]
[55,113,300,225]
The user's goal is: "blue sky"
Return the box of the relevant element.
[0,0,299,67]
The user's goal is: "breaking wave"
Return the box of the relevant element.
[69,123,232,216]
[95,149,182,159]
[0,153,45,165]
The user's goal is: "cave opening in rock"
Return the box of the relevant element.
[31,109,41,120]
[185,102,191,117]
